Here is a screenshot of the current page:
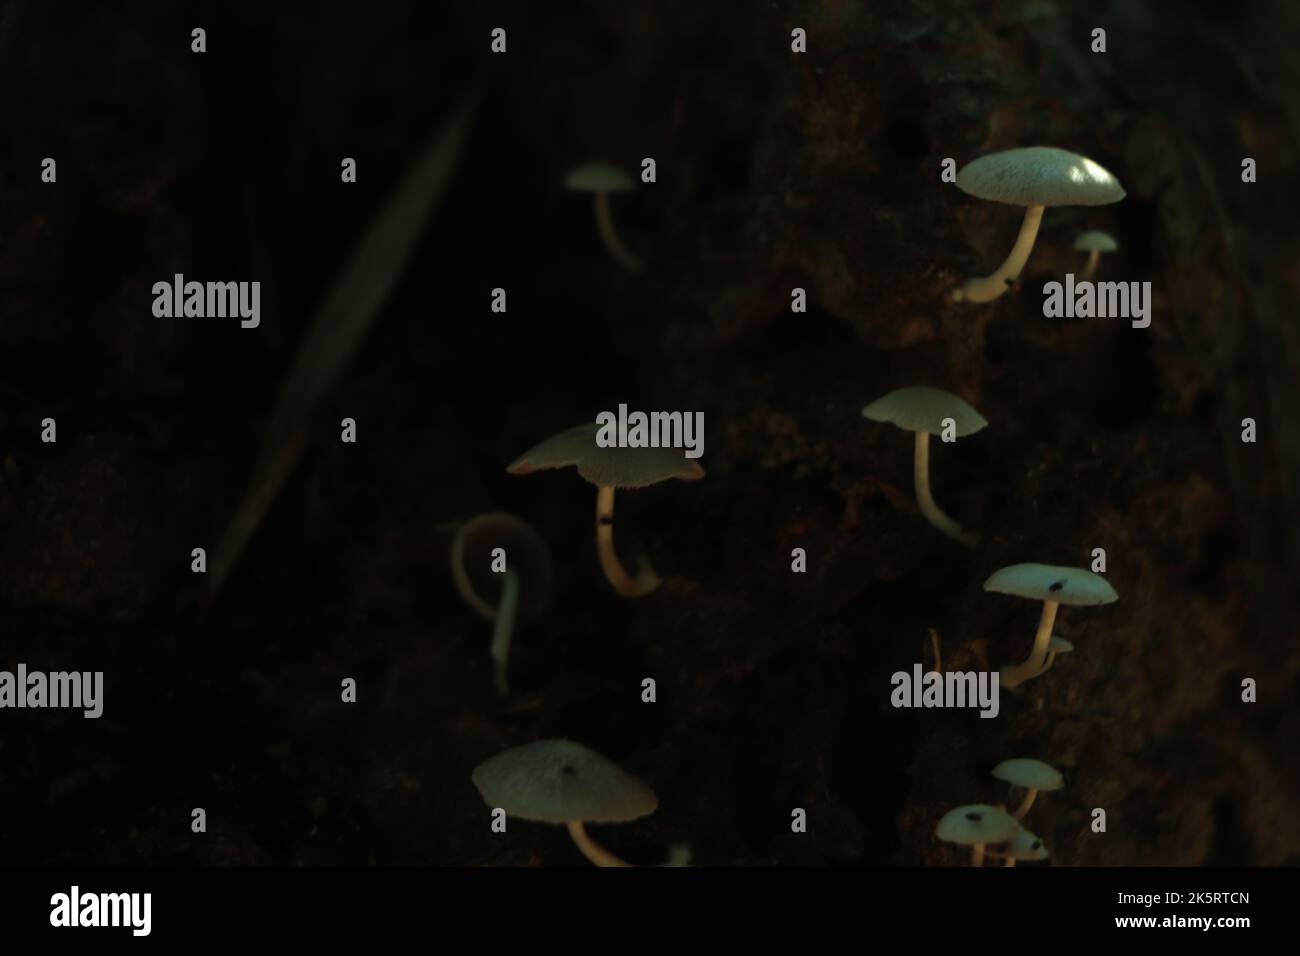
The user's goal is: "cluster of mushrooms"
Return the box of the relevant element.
[459,147,1126,866]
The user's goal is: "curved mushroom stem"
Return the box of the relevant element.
[594,191,644,274]
[1081,248,1101,281]
[567,820,634,867]
[1027,649,1059,681]
[1012,788,1039,821]
[596,485,660,597]
[952,204,1045,304]
[489,569,520,697]
[970,843,985,868]
[1001,600,1060,689]
[914,431,979,547]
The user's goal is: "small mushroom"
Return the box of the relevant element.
[1030,635,1074,679]
[862,386,987,547]
[984,563,1118,689]
[507,422,704,597]
[952,147,1126,303]
[990,826,1050,867]
[991,758,1064,820]
[935,804,1020,867]
[564,162,642,273]
[1073,230,1118,280]
[472,738,659,867]
[450,513,552,696]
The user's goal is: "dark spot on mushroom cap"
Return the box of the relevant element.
[561,765,577,777]
[1032,841,1042,850]
[965,811,981,821]
[1049,580,1065,592]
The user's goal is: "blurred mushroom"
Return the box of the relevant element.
[991,826,1050,867]
[472,738,659,867]
[992,758,1064,820]
[952,147,1126,303]
[1074,230,1118,280]
[862,386,987,547]
[1030,635,1074,679]
[984,563,1118,689]
[935,804,1020,867]
[507,422,704,597]
[450,512,552,696]
[564,162,642,273]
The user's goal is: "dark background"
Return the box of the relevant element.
[0,0,1297,866]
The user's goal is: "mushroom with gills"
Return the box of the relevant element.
[507,422,704,597]
[1074,230,1118,280]
[991,758,1064,820]
[472,738,660,867]
[984,563,1118,689]
[862,386,987,547]
[951,147,1126,303]
[564,162,643,273]
[450,512,552,697]
[935,804,1021,867]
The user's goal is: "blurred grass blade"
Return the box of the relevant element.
[206,96,477,599]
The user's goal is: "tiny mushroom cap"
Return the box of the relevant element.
[506,422,705,488]
[957,147,1126,208]
[1074,229,1119,253]
[992,758,1065,792]
[471,739,658,825]
[564,163,635,193]
[862,386,988,437]
[935,804,1021,846]
[1049,635,1075,655]
[1005,827,1050,862]
[983,563,1118,606]
[451,513,552,621]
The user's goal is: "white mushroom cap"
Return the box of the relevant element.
[983,563,1119,606]
[992,758,1065,792]
[471,739,659,825]
[1004,827,1050,861]
[1074,230,1119,252]
[564,163,635,193]
[935,804,1021,846]
[957,147,1126,208]
[506,422,705,489]
[862,386,988,438]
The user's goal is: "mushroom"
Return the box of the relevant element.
[564,162,643,273]
[450,512,552,697]
[1074,230,1118,280]
[991,758,1064,820]
[951,147,1126,303]
[1030,635,1074,679]
[862,386,987,547]
[984,563,1118,689]
[471,738,659,867]
[935,804,1020,867]
[989,826,1050,867]
[507,422,704,597]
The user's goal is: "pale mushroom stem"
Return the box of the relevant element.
[596,485,661,597]
[567,820,634,867]
[594,191,644,274]
[1006,856,1017,868]
[1028,649,1059,680]
[1081,248,1101,281]
[952,204,1045,304]
[1001,600,1060,689]
[914,431,978,547]
[1012,789,1039,821]
[970,843,985,868]
[489,569,520,697]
